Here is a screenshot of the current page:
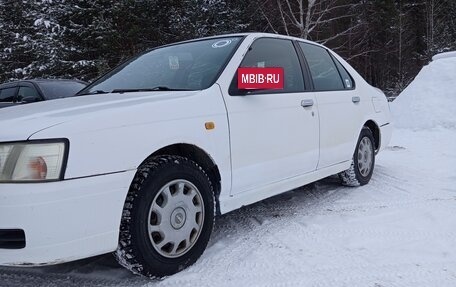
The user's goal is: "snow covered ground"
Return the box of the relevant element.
[1,54,455,286]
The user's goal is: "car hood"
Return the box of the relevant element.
[0,91,199,141]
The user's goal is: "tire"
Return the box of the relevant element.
[339,127,375,187]
[115,155,215,277]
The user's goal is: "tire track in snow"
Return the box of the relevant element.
[156,260,456,287]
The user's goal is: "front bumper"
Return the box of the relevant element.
[0,170,135,266]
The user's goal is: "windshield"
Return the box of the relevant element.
[81,37,242,94]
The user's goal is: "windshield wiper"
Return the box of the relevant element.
[77,87,190,96]
[77,90,110,96]
[111,86,191,93]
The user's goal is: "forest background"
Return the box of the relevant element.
[1,0,455,96]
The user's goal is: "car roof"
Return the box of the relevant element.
[172,32,326,48]
[147,32,326,53]
[33,79,88,84]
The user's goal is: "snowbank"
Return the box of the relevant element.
[432,51,456,61]
[392,52,456,129]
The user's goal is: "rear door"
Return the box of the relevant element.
[298,42,363,168]
[222,37,320,194]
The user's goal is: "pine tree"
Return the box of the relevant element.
[0,0,72,81]
[62,0,118,80]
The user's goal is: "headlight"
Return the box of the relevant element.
[0,139,68,182]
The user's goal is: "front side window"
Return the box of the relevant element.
[0,88,17,102]
[299,43,344,91]
[232,38,305,94]
[82,37,242,94]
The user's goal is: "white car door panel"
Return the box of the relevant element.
[315,90,363,167]
[226,93,319,194]
[298,42,364,168]
[222,38,319,194]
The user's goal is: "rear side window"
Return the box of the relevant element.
[299,43,344,91]
[0,88,16,102]
[233,38,305,93]
[332,55,354,89]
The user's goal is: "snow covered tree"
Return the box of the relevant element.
[0,0,72,81]
[168,0,249,39]
[62,0,118,80]
[424,0,456,56]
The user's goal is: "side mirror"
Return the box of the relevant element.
[231,89,250,96]
[229,87,267,96]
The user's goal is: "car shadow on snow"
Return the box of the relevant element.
[209,175,346,246]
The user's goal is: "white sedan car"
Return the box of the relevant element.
[0,33,392,277]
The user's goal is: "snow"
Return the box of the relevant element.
[1,59,456,286]
[33,19,42,26]
[432,51,456,61]
[391,53,456,129]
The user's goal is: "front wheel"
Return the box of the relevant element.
[115,155,215,277]
[339,127,375,186]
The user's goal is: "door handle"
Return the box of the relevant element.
[352,96,361,103]
[301,99,314,107]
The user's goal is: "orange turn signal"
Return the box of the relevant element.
[205,122,215,130]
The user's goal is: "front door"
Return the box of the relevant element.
[222,37,320,194]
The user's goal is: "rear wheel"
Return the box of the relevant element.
[115,155,215,277]
[339,127,375,186]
